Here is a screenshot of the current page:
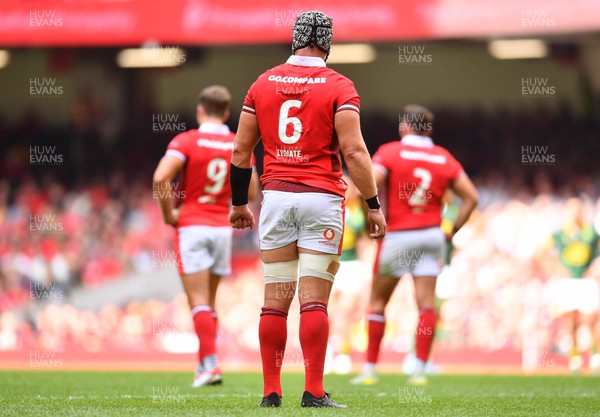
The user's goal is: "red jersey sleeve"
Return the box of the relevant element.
[166,132,193,162]
[372,143,393,176]
[242,80,259,115]
[334,76,360,114]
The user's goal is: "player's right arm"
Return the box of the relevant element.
[336,110,386,239]
[232,112,260,169]
[230,111,261,229]
[447,172,478,240]
[153,155,184,226]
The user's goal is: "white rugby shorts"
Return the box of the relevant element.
[546,277,599,315]
[175,225,232,276]
[332,259,372,294]
[259,190,344,255]
[376,227,445,278]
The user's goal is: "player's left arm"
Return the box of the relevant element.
[447,172,478,240]
[373,168,387,189]
[230,111,261,229]
[249,170,260,202]
[153,155,184,226]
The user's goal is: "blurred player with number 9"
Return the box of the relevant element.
[153,86,259,388]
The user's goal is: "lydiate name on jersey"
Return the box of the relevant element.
[276,147,308,164]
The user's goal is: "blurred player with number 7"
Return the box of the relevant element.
[153,86,259,388]
[352,105,478,387]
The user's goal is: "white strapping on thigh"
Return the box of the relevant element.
[263,259,299,284]
[298,253,340,282]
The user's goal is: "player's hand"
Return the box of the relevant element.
[164,207,180,227]
[445,226,458,242]
[229,205,255,229]
[367,209,386,239]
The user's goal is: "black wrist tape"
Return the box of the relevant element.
[366,195,380,210]
[230,164,252,206]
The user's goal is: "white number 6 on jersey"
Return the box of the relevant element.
[278,100,302,144]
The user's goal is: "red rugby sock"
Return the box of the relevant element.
[192,305,216,362]
[299,302,329,398]
[366,312,386,365]
[415,308,436,363]
[259,307,288,397]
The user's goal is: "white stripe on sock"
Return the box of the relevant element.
[368,314,386,323]
[191,305,212,316]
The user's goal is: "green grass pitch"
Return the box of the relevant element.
[0,371,598,416]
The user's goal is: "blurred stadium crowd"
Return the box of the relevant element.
[1,101,600,360]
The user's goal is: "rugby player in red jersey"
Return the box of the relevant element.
[153,86,259,387]
[228,11,386,408]
[352,105,478,386]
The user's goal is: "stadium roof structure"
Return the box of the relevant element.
[0,0,599,47]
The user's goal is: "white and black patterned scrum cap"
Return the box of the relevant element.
[292,11,333,58]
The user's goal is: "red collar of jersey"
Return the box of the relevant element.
[198,122,230,135]
[401,134,434,148]
[286,55,326,67]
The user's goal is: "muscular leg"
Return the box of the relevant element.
[591,311,600,371]
[363,275,399,372]
[259,242,298,397]
[564,310,582,371]
[209,273,221,344]
[330,287,362,357]
[208,273,220,310]
[413,275,437,373]
[563,311,578,353]
[181,269,211,308]
[181,269,217,370]
[297,248,335,398]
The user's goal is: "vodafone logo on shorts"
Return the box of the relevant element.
[323,228,335,241]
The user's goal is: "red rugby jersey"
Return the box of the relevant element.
[165,123,235,227]
[372,135,463,231]
[242,55,360,197]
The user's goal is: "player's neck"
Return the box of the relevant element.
[294,48,326,60]
[199,117,225,126]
